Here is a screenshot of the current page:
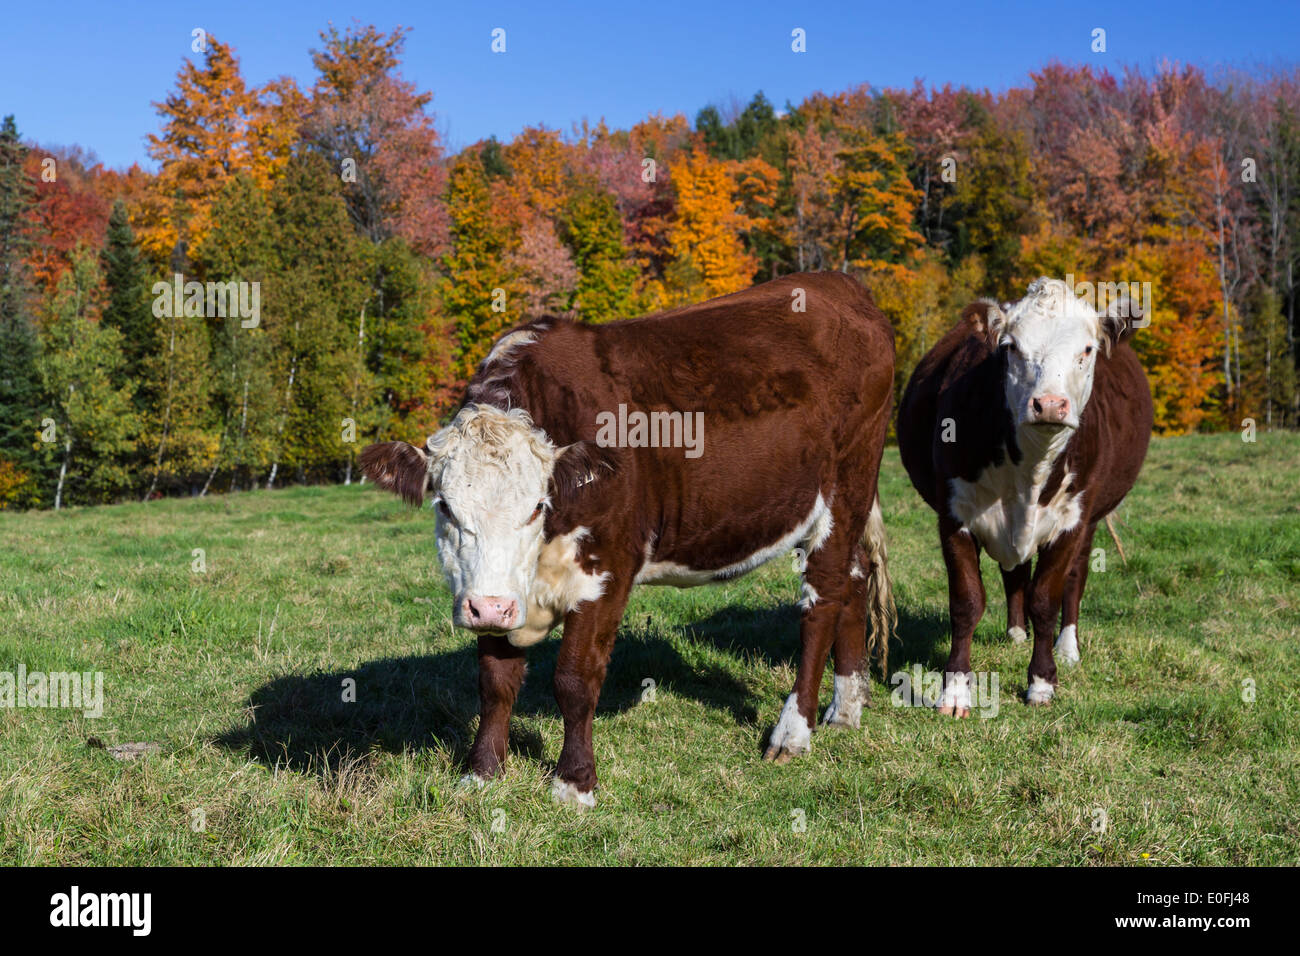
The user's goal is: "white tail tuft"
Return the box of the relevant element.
[862,493,897,676]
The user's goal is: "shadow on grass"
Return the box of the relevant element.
[679,599,944,674]
[215,598,942,777]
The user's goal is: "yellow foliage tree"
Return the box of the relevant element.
[864,254,982,417]
[664,149,776,302]
[502,127,572,221]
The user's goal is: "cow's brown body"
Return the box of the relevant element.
[897,314,1152,705]
[459,272,895,795]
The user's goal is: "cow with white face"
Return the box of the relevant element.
[898,277,1154,715]
[361,405,608,645]
[359,271,898,808]
[992,278,1108,431]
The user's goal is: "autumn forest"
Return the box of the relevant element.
[1,24,1297,509]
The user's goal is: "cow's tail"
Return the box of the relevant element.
[863,493,897,677]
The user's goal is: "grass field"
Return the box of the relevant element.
[1,432,1298,865]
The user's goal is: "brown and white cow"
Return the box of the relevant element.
[360,272,897,805]
[897,277,1153,713]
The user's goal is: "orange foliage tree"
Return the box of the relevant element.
[663,148,777,303]
[1121,240,1224,434]
[141,37,300,264]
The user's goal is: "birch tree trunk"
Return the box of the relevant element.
[54,437,71,511]
[144,312,178,501]
[345,304,366,486]
[268,322,300,491]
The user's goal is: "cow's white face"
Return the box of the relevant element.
[427,407,555,632]
[972,278,1132,432]
[360,405,606,636]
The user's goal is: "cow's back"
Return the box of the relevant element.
[474,271,895,571]
[559,275,877,405]
[504,272,893,447]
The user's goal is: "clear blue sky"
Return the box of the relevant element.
[3,0,1298,170]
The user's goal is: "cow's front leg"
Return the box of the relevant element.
[552,579,632,808]
[939,514,985,718]
[1026,526,1086,705]
[466,634,527,783]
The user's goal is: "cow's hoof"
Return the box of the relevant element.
[550,778,596,809]
[821,673,868,729]
[762,744,804,764]
[1054,624,1081,666]
[457,772,490,792]
[766,694,812,762]
[821,711,859,729]
[1026,676,1056,706]
[937,672,972,718]
[1007,626,1028,644]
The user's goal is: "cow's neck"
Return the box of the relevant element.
[1011,422,1073,491]
[950,420,1079,571]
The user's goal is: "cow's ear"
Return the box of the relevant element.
[549,441,619,510]
[962,299,1006,346]
[1101,293,1142,354]
[360,441,429,507]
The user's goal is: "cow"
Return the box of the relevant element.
[897,277,1153,715]
[360,272,896,806]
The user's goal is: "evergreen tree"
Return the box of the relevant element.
[0,115,44,505]
[265,152,367,486]
[695,105,729,157]
[100,199,153,400]
[363,238,439,427]
[948,120,1036,299]
[697,93,780,162]
[479,136,510,180]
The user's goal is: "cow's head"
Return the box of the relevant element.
[964,277,1139,432]
[360,405,611,636]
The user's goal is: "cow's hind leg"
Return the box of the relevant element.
[1055,521,1097,666]
[822,538,871,729]
[1026,526,1086,705]
[1001,561,1032,645]
[766,504,864,760]
[823,495,894,728]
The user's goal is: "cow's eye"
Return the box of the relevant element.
[1084,344,1095,356]
[527,501,545,524]
[999,336,1018,354]
[436,499,453,521]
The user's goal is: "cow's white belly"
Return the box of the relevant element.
[949,456,1083,571]
[513,494,832,648]
[635,494,832,587]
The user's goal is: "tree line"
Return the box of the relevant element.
[1,24,1297,509]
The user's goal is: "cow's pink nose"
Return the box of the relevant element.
[463,595,519,630]
[1028,394,1070,424]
